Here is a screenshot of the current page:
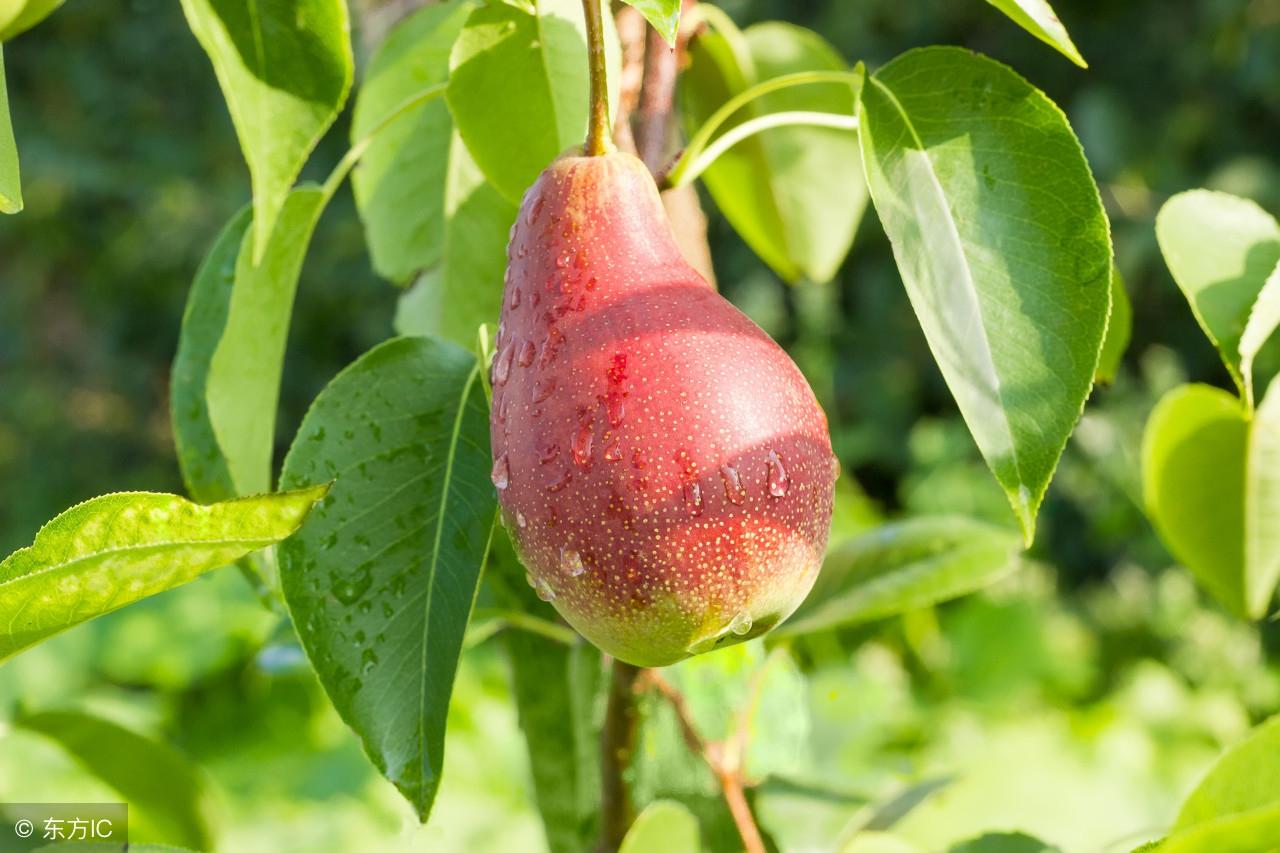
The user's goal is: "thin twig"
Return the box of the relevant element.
[640,670,768,853]
[581,0,614,155]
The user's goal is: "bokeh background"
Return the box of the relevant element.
[1,0,1279,850]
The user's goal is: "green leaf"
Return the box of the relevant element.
[620,800,702,853]
[394,136,517,347]
[1159,808,1280,853]
[619,0,680,45]
[1175,715,1280,831]
[0,0,62,40]
[1246,381,1280,618]
[171,205,253,503]
[0,48,21,214]
[1097,264,1132,383]
[278,336,496,820]
[1239,260,1280,405]
[680,24,865,283]
[982,0,1086,67]
[776,517,1022,637]
[178,0,352,262]
[1155,190,1280,407]
[352,1,474,284]
[16,710,213,849]
[0,486,326,661]
[447,0,621,203]
[948,832,1061,853]
[858,46,1112,543]
[486,529,604,853]
[205,188,326,496]
[1142,384,1250,616]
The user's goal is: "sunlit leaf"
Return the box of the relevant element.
[352,1,474,284]
[1155,190,1280,406]
[205,188,326,496]
[171,206,253,503]
[0,48,21,214]
[1142,384,1250,616]
[279,336,496,820]
[777,517,1022,637]
[619,0,679,44]
[394,135,517,347]
[178,0,352,261]
[1246,383,1280,620]
[680,23,864,283]
[982,0,1086,67]
[859,47,1111,543]
[16,710,213,849]
[1176,715,1280,831]
[0,0,62,41]
[620,800,701,853]
[1239,261,1280,405]
[0,486,326,660]
[447,0,621,203]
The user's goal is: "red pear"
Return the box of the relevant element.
[489,150,836,667]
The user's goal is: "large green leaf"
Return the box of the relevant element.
[680,23,865,284]
[982,0,1085,67]
[352,1,473,284]
[1245,382,1280,618]
[16,710,213,849]
[1142,384,1250,616]
[1175,715,1280,832]
[446,0,621,203]
[0,486,326,660]
[0,47,20,214]
[278,336,496,820]
[776,517,1022,637]
[1155,190,1280,406]
[488,531,603,853]
[178,0,352,262]
[858,46,1112,543]
[620,801,702,853]
[1239,261,1280,405]
[394,135,517,347]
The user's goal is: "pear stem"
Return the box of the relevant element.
[581,0,613,156]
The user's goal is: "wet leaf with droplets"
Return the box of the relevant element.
[0,486,327,661]
[279,337,496,821]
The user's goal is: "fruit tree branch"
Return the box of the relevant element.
[598,659,643,850]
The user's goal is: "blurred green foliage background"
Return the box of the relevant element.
[1,0,1279,850]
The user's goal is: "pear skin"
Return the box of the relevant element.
[490,150,836,667]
